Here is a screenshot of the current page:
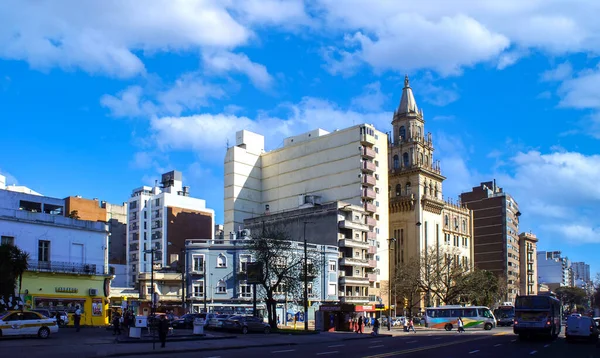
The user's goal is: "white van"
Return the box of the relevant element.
[565,315,599,342]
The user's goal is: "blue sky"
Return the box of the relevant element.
[1,1,599,276]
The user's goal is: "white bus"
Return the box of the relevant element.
[424,306,497,331]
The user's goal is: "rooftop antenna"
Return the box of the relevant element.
[226,138,230,149]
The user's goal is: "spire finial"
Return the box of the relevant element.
[404,75,410,88]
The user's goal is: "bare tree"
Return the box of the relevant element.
[388,258,422,317]
[244,225,322,329]
[418,246,471,306]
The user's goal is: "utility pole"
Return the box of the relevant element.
[143,248,156,350]
[181,247,186,313]
[303,221,314,331]
[388,237,396,331]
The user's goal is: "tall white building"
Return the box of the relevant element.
[537,251,571,289]
[571,262,591,283]
[224,125,391,306]
[126,170,215,287]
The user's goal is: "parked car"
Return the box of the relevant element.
[32,310,69,327]
[195,313,217,328]
[566,315,599,342]
[0,310,59,338]
[222,315,271,334]
[171,314,201,329]
[208,314,232,329]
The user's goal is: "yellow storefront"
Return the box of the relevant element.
[20,271,110,326]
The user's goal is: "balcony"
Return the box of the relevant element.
[28,260,106,275]
[368,245,377,254]
[338,220,369,231]
[362,147,376,159]
[362,189,376,200]
[366,231,377,240]
[362,174,376,187]
[367,273,377,282]
[360,133,376,146]
[340,275,370,285]
[152,232,162,240]
[362,161,376,173]
[339,238,369,249]
[151,221,162,229]
[368,259,377,267]
[340,257,371,268]
[365,203,377,213]
[365,216,377,227]
[340,295,370,304]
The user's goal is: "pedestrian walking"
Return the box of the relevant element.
[157,315,170,348]
[357,316,364,334]
[372,318,380,336]
[403,318,409,332]
[74,305,82,332]
[409,318,416,333]
[457,317,465,333]
[112,312,121,335]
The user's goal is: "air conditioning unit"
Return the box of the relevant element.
[89,289,98,296]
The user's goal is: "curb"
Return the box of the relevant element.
[116,335,236,344]
[104,342,299,357]
[341,334,392,341]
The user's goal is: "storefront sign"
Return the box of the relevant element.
[92,298,103,316]
[355,305,374,312]
[319,306,341,311]
[55,287,78,293]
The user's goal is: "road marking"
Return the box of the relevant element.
[206,356,221,358]
[493,331,509,336]
[469,350,480,354]
[511,339,517,342]
[272,350,296,353]
[543,344,549,348]
[407,340,418,343]
[433,337,443,340]
[317,351,339,356]
[494,344,502,347]
[530,351,537,355]
[372,340,382,343]
[369,345,385,348]
[362,336,492,358]
[328,344,345,348]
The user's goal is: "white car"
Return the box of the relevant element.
[566,315,598,342]
[208,314,232,329]
[0,311,59,338]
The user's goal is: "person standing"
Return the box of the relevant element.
[457,317,465,333]
[157,315,170,348]
[408,318,416,333]
[74,305,82,332]
[357,316,364,334]
[112,312,122,335]
[372,318,380,336]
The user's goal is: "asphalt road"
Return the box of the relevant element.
[124,329,599,358]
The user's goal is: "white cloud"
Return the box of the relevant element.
[230,0,311,27]
[350,82,387,111]
[558,65,600,110]
[542,224,600,244]
[416,77,460,107]
[101,86,155,118]
[0,169,18,185]
[541,62,573,82]
[202,51,273,90]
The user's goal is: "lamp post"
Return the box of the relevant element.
[143,248,157,350]
[388,237,396,331]
[303,221,314,331]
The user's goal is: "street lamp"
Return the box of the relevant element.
[388,237,396,331]
[143,248,158,350]
[303,221,314,331]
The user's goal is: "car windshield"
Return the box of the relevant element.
[217,314,229,319]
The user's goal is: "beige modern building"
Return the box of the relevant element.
[518,232,538,295]
[224,124,390,307]
[388,76,474,308]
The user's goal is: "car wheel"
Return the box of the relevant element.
[38,327,50,339]
[484,323,493,331]
[445,324,453,331]
[242,326,249,334]
[264,326,271,334]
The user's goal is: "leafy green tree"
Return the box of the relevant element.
[460,269,504,307]
[0,244,30,310]
[555,286,588,311]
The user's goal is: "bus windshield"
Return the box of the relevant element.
[515,296,550,309]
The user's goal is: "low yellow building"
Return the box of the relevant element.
[21,271,111,326]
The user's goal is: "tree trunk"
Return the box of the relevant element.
[266,295,277,329]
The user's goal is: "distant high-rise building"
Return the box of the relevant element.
[460,180,521,302]
[571,262,591,283]
[537,251,571,290]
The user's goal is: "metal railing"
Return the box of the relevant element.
[28,260,106,275]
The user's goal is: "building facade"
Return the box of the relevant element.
[0,178,111,326]
[126,170,214,287]
[388,77,474,308]
[224,124,390,307]
[185,237,338,320]
[571,262,591,284]
[537,251,572,290]
[460,180,521,302]
[518,232,538,295]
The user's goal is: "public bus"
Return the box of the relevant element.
[424,306,497,331]
[513,292,562,339]
[494,302,516,326]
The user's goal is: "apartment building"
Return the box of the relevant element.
[571,262,591,284]
[0,175,111,326]
[460,180,521,302]
[224,125,390,309]
[518,232,538,295]
[388,76,474,308]
[126,170,215,288]
[537,251,572,290]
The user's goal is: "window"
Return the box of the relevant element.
[399,126,406,140]
[402,152,409,167]
[273,282,285,294]
[307,282,314,297]
[192,281,204,296]
[216,254,227,268]
[375,160,379,167]
[329,260,337,272]
[462,220,467,232]
[155,198,160,206]
[192,255,204,272]
[240,254,252,272]
[240,284,252,298]
[444,215,449,227]
[328,283,336,296]
[393,155,399,169]
[454,218,458,229]
[405,182,411,195]
[143,210,147,219]
[38,240,50,262]
[130,201,138,210]
[419,152,424,165]
[1,236,14,245]
[216,280,227,294]
[132,275,136,283]
[395,184,401,196]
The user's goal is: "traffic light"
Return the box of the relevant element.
[404,297,408,308]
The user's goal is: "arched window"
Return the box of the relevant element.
[405,182,411,195]
[425,155,429,167]
[393,155,399,169]
[454,218,458,230]
[416,126,421,139]
[462,220,467,233]
[395,184,401,196]
[216,280,227,294]
[429,183,433,196]
[399,126,406,140]
[419,152,424,165]
[402,152,409,167]
[217,254,227,267]
[444,215,449,227]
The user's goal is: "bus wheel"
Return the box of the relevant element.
[484,323,493,331]
[445,324,453,331]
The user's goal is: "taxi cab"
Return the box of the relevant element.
[0,310,59,339]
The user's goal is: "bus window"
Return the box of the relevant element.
[463,308,477,317]
[451,309,463,317]
[426,309,436,318]
[438,309,450,318]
